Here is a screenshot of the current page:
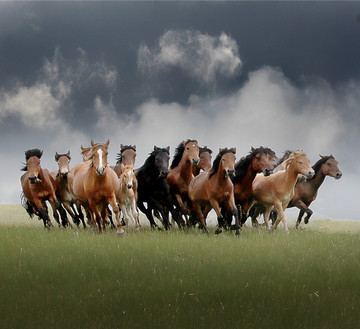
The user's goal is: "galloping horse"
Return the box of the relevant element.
[117,164,140,230]
[251,151,315,233]
[21,149,68,228]
[136,146,183,229]
[72,140,123,234]
[188,148,240,236]
[51,151,85,227]
[167,139,200,223]
[231,147,277,227]
[192,146,213,176]
[288,155,342,228]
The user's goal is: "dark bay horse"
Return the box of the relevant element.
[21,149,68,228]
[136,146,183,230]
[231,147,277,226]
[51,151,86,228]
[251,151,315,233]
[188,148,240,236]
[167,139,200,223]
[72,140,123,234]
[289,155,342,228]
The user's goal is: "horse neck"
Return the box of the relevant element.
[213,164,229,186]
[192,166,200,176]
[307,166,326,190]
[241,164,259,186]
[285,162,302,187]
[179,155,193,180]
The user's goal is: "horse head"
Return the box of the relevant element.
[91,140,110,176]
[285,151,315,179]
[118,144,137,167]
[154,146,170,178]
[250,146,276,176]
[183,140,200,166]
[319,155,342,180]
[55,151,71,178]
[120,163,135,189]
[198,146,212,172]
[23,149,43,184]
[213,147,236,178]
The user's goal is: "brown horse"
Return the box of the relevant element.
[188,148,240,236]
[251,151,315,233]
[167,139,200,223]
[117,164,140,230]
[192,146,212,176]
[72,140,123,234]
[231,147,277,227]
[289,155,342,228]
[112,144,137,176]
[21,149,68,228]
[50,151,86,228]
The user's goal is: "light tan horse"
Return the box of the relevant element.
[188,148,240,236]
[21,149,68,228]
[72,140,123,234]
[251,151,315,233]
[117,164,140,230]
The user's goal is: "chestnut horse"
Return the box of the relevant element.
[72,140,123,234]
[188,148,240,236]
[117,164,140,230]
[21,149,68,228]
[167,139,200,223]
[231,147,277,227]
[289,155,342,228]
[251,151,315,233]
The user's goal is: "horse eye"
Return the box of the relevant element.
[299,161,303,165]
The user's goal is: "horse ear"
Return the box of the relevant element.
[166,146,170,152]
[66,150,71,157]
[219,148,223,153]
[81,145,85,151]
[231,147,237,154]
[132,145,136,151]
[154,146,158,151]
[40,150,43,157]
[120,144,124,150]
[319,154,324,158]
[91,140,95,147]
[55,152,59,161]
[106,139,110,146]
[251,146,255,152]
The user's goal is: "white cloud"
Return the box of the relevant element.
[138,30,242,84]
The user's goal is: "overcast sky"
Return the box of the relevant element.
[1,2,359,220]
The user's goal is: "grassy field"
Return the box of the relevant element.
[0,205,360,329]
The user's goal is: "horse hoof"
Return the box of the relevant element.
[135,227,140,232]
[116,229,125,235]
[215,228,222,235]
[304,218,309,224]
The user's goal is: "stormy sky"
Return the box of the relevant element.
[1,1,359,220]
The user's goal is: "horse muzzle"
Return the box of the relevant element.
[305,169,315,179]
[29,176,41,184]
[192,158,200,166]
[127,183,133,189]
[335,172,342,180]
[225,169,235,178]
[263,168,273,176]
[96,167,106,176]
[159,170,169,178]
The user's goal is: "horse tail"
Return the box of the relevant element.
[20,192,36,218]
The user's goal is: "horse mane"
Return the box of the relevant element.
[209,148,236,178]
[21,148,43,171]
[232,147,275,183]
[283,151,307,170]
[199,146,212,155]
[276,150,293,166]
[115,145,137,164]
[170,139,197,169]
[312,155,334,173]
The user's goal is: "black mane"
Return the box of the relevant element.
[209,148,236,178]
[232,147,275,183]
[277,150,293,166]
[22,148,43,171]
[170,139,197,169]
[115,145,137,164]
[312,155,334,173]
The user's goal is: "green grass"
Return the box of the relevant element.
[1,205,360,329]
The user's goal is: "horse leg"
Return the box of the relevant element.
[131,200,141,231]
[293,200,313,226]
[89,200,102,233]
[34,199,52,228]
[63,202,80,226]
[108,195,123,235]
[138,201,159,229]
[74,202,87,228]
[296,209,305,229]
[263,206,273,232]
[193,203,209,234]
[272,202,289,234]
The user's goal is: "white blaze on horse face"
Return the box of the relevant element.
[97,149,104,171]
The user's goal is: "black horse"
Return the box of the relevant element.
[136,146,183,230]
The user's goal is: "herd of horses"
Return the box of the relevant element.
[20,139,342,237]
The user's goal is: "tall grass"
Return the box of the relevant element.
[0,206,360,328]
